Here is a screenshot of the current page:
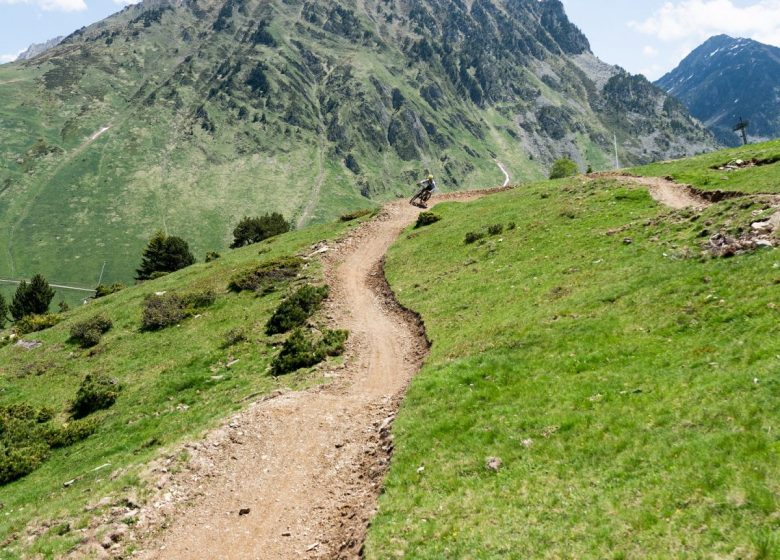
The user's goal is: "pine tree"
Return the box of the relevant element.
[9,274,55,320]
[136,231,196,280]
[230,213,290,248]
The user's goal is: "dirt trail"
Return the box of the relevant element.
[132,192,494,560]
[496,160,511,187]
[593,172,710,210]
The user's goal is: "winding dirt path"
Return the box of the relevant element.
[593,172,710,210]
[132,193,494,560]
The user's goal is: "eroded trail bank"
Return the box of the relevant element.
[132,201,433,559]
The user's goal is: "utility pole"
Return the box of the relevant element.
[97,261,107,286]
[613,133,620,170]
[733,117,749,145]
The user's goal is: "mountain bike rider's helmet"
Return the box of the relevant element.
[428,174,434,181]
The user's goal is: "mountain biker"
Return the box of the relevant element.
[410,173,437,207]
[418,174,437,194]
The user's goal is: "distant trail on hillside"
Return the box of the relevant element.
[131,189,506,560]
[592,172,711,210]
[5,124,112,277]
[496,160,511,187]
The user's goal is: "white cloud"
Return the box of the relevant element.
[643,45,660,57]
[630,0,780,47]
[0,0,86,11]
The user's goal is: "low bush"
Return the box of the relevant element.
[42,417,100,448]
[415,212,441,228]
[0,444,49,486]
[271,328,348,376]
[223,327,247,347]
[464,231,486,244]
[205,251,221,263]
[71,373,120,419]
[321,329,349,356]
[141,290,215,331]
[181,289,216,310]
[228,257,304,294]
[466,223,512,245]
[141,293,186,331]
[487,223,504,236]
[94,283,125,299]
[14,313,62,335]
[266,285,329,335]
[69,314,113,348]
[340,209,373,222]
[0,403,97,485]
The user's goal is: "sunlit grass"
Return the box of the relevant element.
[367,175,780,558]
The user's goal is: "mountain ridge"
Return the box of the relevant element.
[0,0,716,291]
[656,34,780,146]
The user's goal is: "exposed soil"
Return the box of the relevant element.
[118,191,501,560]
[591,172,711,210]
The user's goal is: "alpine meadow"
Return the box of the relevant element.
[1,1,778,559]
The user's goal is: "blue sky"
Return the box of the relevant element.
[2,0,780,80]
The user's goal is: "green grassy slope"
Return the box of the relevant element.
[368,174,779,557]
[0,0,539,291]
[0,217,359,559]
[0,0,720,293]
[631,138,780,194]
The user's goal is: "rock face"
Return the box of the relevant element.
[0,0,717,286]
[15,36,64,61]
[656,35,780,146]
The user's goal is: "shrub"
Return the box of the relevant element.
[0,444,49,486]
[94,283,125,298]
[230,213,290,248]
[71,373,120,419]
[69,314,113,348]
[271,329,322,376]
[136,231,196,281]
[141,290,215,331]
[266,285,329,335]
[508,222,517,230]
[228,257,304,293]
[415,212,441,228]
[0,403,96,485]
[340,209,373,222]
[41,417,100,448]
[223,327,247,347]
[205,251,221,263]
[141,293,186,331]
[181,289,216,310]
[10,274,55,320]
[549,158,579,179]
[321,329,349,356]
[270,328,349,376]
[487,224,504,236]
[465,231,486,244]
[14,313,62,335]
